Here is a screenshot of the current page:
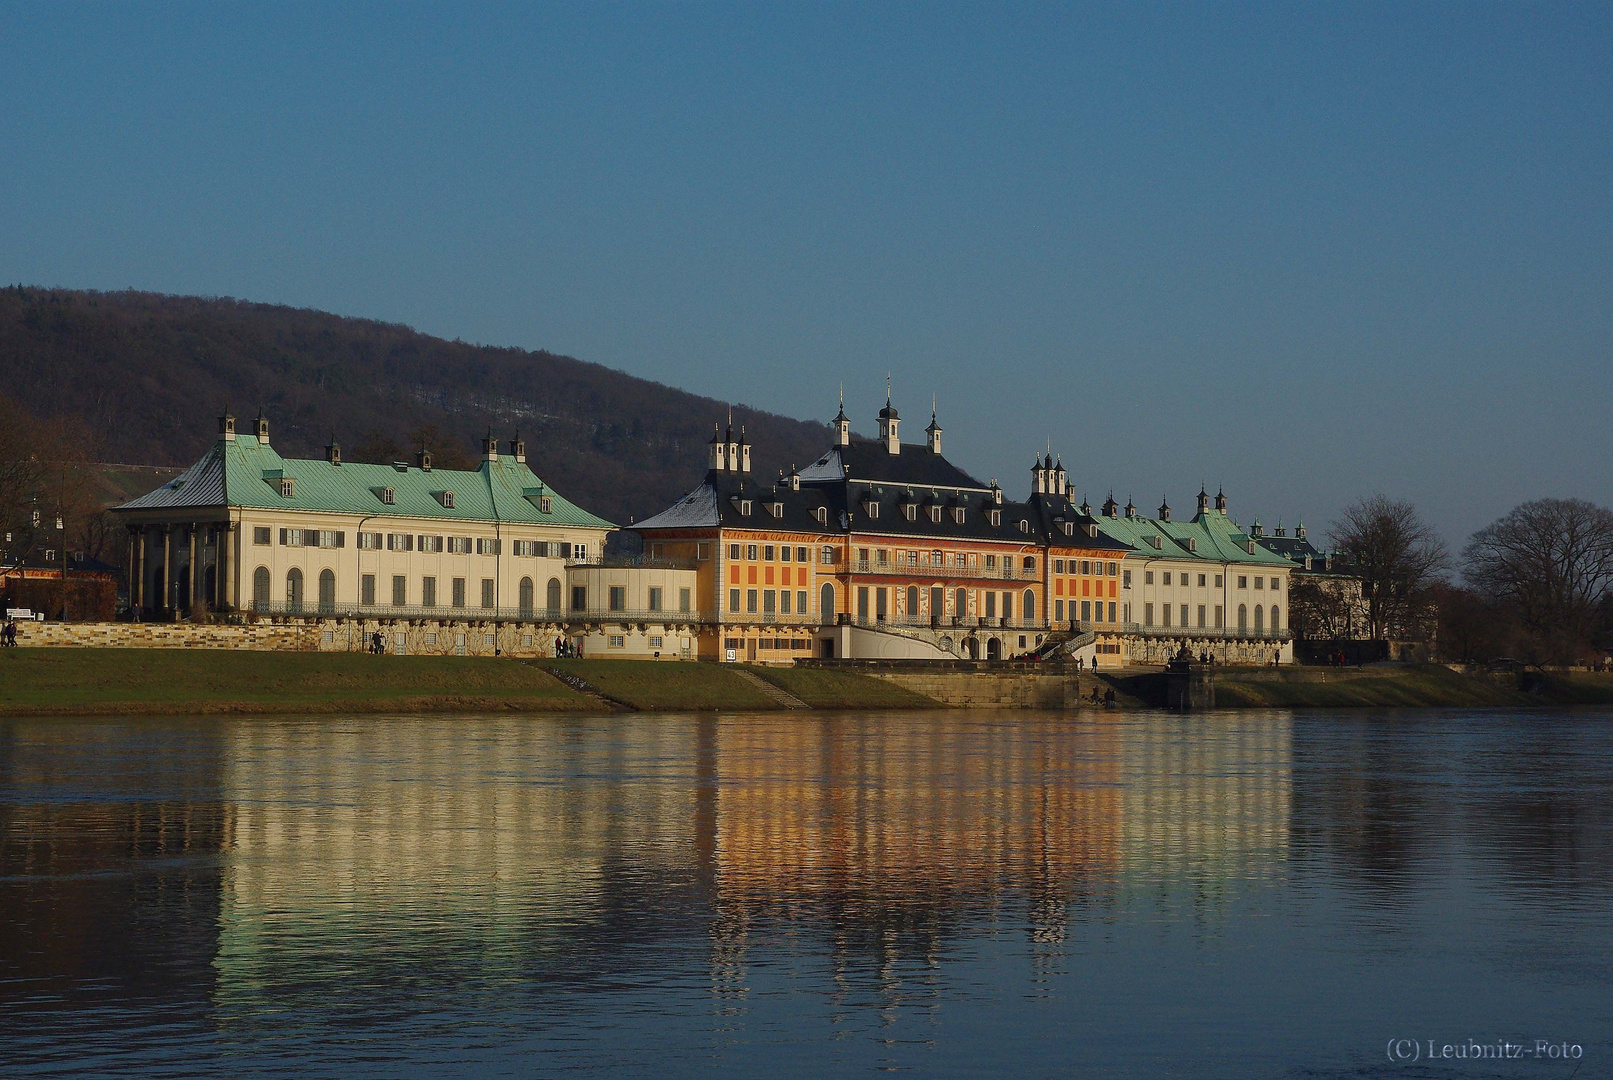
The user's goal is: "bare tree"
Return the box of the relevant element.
[1288,575,1354,640]
[1463,498,1613,663]
[1330,495,1449,640]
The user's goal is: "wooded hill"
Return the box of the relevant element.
[0,287,836,525]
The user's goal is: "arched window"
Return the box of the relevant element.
[286,568,304,612]
[820,582,836,623]
[318,568,335,613]
[1023,556,1036,572]
[519,577,534,617]
[986,638,1002,660]
[546,577,562,613]
[1270,606,1281,632]
[1254,605,1264,632]
[955,588,967,619]
[1023,590,1035,622]
[1238,604,1248,631]
[253,566,270,611]
[906,585,919,621]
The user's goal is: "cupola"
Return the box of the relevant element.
[833,388,851,447]
[708,424,726,471]
[1197,486,1210,516]
[1158,497,1171,523]
[325,436,341,465]
[925,406,942,454]
[253,408,270,445]
[416,446,433,472]
[1215,487,1228,513]
[481,429,499,462]
[878,387,900,455]
[509,432,526,463]
[738,426,752,473]
[218,406,236,442]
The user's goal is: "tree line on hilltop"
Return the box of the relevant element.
[0,286,834,527]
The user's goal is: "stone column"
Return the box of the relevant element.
[189,525,202,616]
[160,526,173,616]
[223,522,238,610]
[128,527,143,612]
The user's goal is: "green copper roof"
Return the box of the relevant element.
[1094,509,1294,566]
[118,435,614,529]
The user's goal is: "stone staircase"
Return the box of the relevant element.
[734,668,810,709]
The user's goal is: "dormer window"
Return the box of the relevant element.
[866,502,879,519]
[952,507,966,525]
[278,478,295,498]
[439,490,455,509]
[1088,524,1098,538]
[814,506,828,526]
[1187,537,1197,552]
[989,509,1001,527]
[540,496,553,514]
[928,506,941,523]
[769,501,784,518]
[1061,521,1073,536]
[1018,519,1029,533]
[903,503,917,522]
[380,486,396,505]
[1150,535,1163,549]
[740,499,752,516]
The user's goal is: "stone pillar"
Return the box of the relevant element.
[223,523,238,610]
[128,527,143,612]
[160,526,173,616]
[214,525,227,610]
[189,525,202,616]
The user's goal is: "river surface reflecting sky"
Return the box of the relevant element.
[2,710,1610,1078]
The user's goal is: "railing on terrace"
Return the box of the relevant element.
[248,602,703,624]
[1120,623,1293,641]
[836,560,1041,581]
[849,615,1051,632]
[565,555,700,571]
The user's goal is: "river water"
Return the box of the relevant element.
[1,709,1609,1078]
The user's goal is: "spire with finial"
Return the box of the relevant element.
[325,431,341,465]
[1215,486,1227,512]
[924,394,942,453]
[1158,495,1171,522]
[481,426,499,462]
[708,422,725,471]
[833,385,851,446]
[1197,483,1210,516]
[877,380,901,454]
[1102,490,1118,517]
[218,404,236,441]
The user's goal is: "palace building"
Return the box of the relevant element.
[111,409,698,658]
[1092,488,1295,665]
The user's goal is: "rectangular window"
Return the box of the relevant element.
[253,526,271,545]
[796,547,808,562]
[1123,569,1132,588]
[1238,576,1248,589]
[1081,600,1092,622]
[1198,574,1207,587]
[764,545,775,561]
[746,589,758,614]
[1054,559,1065,574]
[729,543,741,560]
[985,554,997,569]
[821,547,835,565]
[1055,600,1064,620]
[1181,604,1189,626]
[797,590,807,613]
[1107,562,1117,576]
[1215,605,1224,628]
[779,590,791,614]
[858,587,870,619]
[608,634,626,649]
[422,577,437,607]
[746,544,758,560]
[392,575,407,606]
[609,586,626,611]
[358,532,383,550]
[680,587,691,613]
[361,574,375,606]
[1271,577,1281,591]
[780,546,791,562]
[729,588,740,612]
[572,585,587,611]
[1197,604,1206,627]
[985,592,996,618]
[1144,603,1154,626]
[1162,571,1171,585]
[1162,604,1171,627]
[1254,576,1264,589]
[1081,560,1090,575]
[453,577,466,608]
[697,543,710,561]
[1108,602,1116,622]
[763,590,776,614]
[1215,574,1224,588]
[481,579,495,609]
[1002,592,1012,618]
[648,587,663,612]
[476,538,500,556]
[1144,571,1154,585]
[649,635,664,650]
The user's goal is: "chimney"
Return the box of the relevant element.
[218,406,236,442]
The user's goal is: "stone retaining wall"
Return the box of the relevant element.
[868,670,1086,709]
[13,619,560,658]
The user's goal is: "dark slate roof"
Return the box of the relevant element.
[1024,493,1133,552]
[797,438,989,491]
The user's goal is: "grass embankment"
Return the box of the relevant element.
[1210,665,1613,709]
[542,659,779,711]
[744,665,940,709]
[0,648,596,716]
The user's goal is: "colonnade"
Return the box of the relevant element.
[126,521,236,617]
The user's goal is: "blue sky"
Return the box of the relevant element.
[2,3,1608,544]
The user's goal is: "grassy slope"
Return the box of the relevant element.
[545,659,781,710]
[0,648,595,715]
[1211,665,1613,709]
[745,666,941,709]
